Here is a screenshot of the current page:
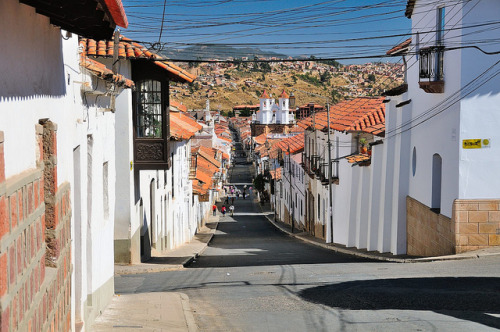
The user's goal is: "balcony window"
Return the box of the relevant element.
[137,80,163,138]
[418,46,444,93]
[132,62,171,170]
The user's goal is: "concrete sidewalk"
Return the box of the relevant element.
[92,215,219,332]
[114,216,218,275]
[92,292,198,332]
[259,202,500,263]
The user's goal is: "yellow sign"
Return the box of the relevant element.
[462,139,481,149]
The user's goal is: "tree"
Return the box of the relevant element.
[253,174,266,193]
[367,74,376,82]
[320,70,331,83]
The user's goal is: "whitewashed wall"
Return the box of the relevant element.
[458,0,500,199]
[406,0,462,218]
[0,0,118,327]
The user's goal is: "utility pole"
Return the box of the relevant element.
[288,146,294,233]
[326,103,334,244]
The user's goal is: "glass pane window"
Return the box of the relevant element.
[137,80,162,138]
[436,7,445,45]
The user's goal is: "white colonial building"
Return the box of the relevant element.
[400,0,500,256]
[254,90,294,124]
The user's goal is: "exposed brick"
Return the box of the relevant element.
[468,234,489,246]
[489,234,500,246]
[458,235,468,246]
[478,202,498,211]
[40,176,44,205]
[0,253,7,297]
[34,180,39,209]
[9,246,16,286]
[0,196,7,240]
[457,222,478,234]
[469,211,489,223]
[19,287,24,321]
[30,223,35,259]
[479,223,498,234]
[18,190,23,223]
[17,238,22,276]
[455,211,468,223]
[12,294,17,329]
[10,194,18,229]
[36,218,42,251]
[28,183,34,215]
[455,202,479,211]
[1,306,9,332]
[489,211,500,222]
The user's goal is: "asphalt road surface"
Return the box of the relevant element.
[115,131,500,332]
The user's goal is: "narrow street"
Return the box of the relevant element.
[114,133,500,332]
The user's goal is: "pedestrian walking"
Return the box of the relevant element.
[224,196,229,204]
[212,204,217,216]
[221,205,227,216]
[231,197,234,205]
[229,205,234,216]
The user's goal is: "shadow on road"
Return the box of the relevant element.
[187,214,378,268]
[299,277,500,329]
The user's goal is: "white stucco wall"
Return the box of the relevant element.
[406,0,462,217]
[1,0,120,327]
[458,0,500,199]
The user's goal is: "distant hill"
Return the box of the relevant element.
[161,44,288,61]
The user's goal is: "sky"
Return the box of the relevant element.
[120,0,412,64]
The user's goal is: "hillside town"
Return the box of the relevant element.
[1,0,500,331]
[171,59,405,110]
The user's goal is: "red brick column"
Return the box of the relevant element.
[0,123,72,332]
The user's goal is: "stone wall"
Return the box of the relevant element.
[407,196,454,256]
[453,199,500,253]
[0,124,72,332]
[407,196,500,256]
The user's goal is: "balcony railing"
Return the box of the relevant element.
[419,46,444,93]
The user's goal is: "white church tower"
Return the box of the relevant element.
[277,90,290,124]
[255,89,292,124]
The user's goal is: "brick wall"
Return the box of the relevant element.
[407,196,454,256]
[407,196,500,256]
[0,123,72,332]
[453,199,500,253]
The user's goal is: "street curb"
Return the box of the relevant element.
[182,228,217,268]
[260,206,499,263]
[179,293,199,332]
[115,220,219,275]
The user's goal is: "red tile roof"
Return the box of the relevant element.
[346,154,371,166]
[103,0,128,28]
[195,146,221,169]
[253,133,268,145]
[260,90,270,99]
[170,100,188,112]
[387,38,411,56]
[280,90,289,99]
[299,97,386,137]
[269,133,305,158]
[170,112,203,140]
[80,37,196,83]
[80,56,134,88]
